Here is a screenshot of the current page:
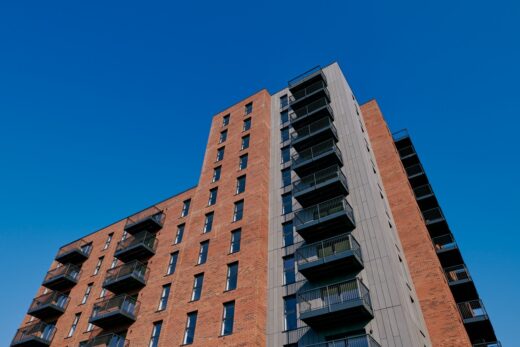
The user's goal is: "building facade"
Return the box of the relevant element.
[12,63,499,347]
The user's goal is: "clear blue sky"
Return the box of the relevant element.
[0,1,518,345]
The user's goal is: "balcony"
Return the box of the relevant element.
[294,196,355,241]
[302,334,382,347]
[296,233,363,280]
[89,295,139,329]
[290,97,334,128]
[114,231,157,262]
[445,265,478,302]
[289,80,330,109]
[293,165,348,206]
[288,66,327,91]
[79,333,129,347]
[473,343,502,347]
[55,239,91,265]
[413,184,439,210]
[124,207,165,234]
[459,300,497,343]
[27,291,69,321]
[42,264,80,291]
[11,322,55,347]
[431,234,462,267]
[103,260,149,294]
[291,117,338,151]
[298,278,373,328]
[292,139,343,177]
[284,326,310,345]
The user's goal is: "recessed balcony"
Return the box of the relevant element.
[55,239,91,265]
[413,184,440,210]
[302,334,382,347]
[103,260,149,294]
[289,80,330,110]
[293,165,349,206]
[79,333,129,347]
[293,196,355,241]
[288,66,327,92]
[296,233,363,280]
[42,264,81,291]
[11,322,55,347]
[473,342,502,347]
[27,291,69,321]
[114,231,157,262]
[431,234,462,267]
[298,278,373,328]
[125,207,165,234]
[290,98,334,129]
[459,300,497,344]
[89,295,139,329]
[292,139,343,177]
[445,264,478,302]
[291,117,338,151]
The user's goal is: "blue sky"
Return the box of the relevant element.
[0,0,518,345]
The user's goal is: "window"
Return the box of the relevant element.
[241,135,250,150]
[281,146,291,164]
[282,193,292,215]
[175,224,185,244]
[282,222,294,247]
[93,256,104,275]
[197,241,209,265]
[216,147,225,162]
[283,256,295,285]
[167,252,179,275]
[81,243,92,255]
[158,285,171,311]
[181,199,191,217]
[222,114,230,127]
[183,312,198,345]
[281,168,291,187]
[219,130,228,144]
[81,283,93,304]
[99,288,107,298]
[212,166,221,183]
[239,154,248,170]
[236,175,246,194]
[280,95,288,109]
[221,301,235,336]
[149,321,162,347]
[245,102,253,115]
[225,262,238,291]
[121,230,128,241]
[230,229,241,253]
[67,313,81,337]
[103,233,113,250]
[191,274,204,301]
[208,188,218,206]
[86,322,94,332]
[284,296,297,331]
[203,212,214,233]
[281,127,289,142]
[233,200,244,222]
[110,258,118,269]
[243,118,251,131]
[280,110,289,124]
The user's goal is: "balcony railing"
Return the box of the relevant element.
[291,117,338,146]
[288,66,325,88]
[11,322,56,346]
[125,206,165,234]
[290,97,334,125]
[422,207,445,224]
[285,326,310,345]
[79,333,129,347]
[458,300,489,323]
[405,163,425,178]
[302,334,382,347]
[114,231,157,261]
[432,234,458,252]
[392,129,410,142]
[473,342,502,347]
[398,145,417,159]
[42,264,81,290]
[293,196,355,233]
[445,264,471,284]
[28,291,69,319]
[292,139,343,172]
[55,238,91,264]
[290,80,329,104]
[103,260,149,293]
[293,165,348,196]
[90,295,139,328]
[296,233,362,267]
[413,184,434,200]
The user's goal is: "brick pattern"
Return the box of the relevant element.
[361,100,471,347]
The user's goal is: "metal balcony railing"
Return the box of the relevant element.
[11,322,56,346]
[44,264,81,283]
[104,260,149,286]
[422,207,445,224]
[292,139,342,167]
[302,334,382,347]
[293,196,354,229]
[296,234,361,267]
[115,231,157,254]
[285,326,310,345]
[445,264,471,283]
[473,342,502,347]
[293,166,347,196]
[290,80,329,104]
[291,117,337,143]
[458,300,488,321]
[298,278,371,315]
[432,234,457,251]
[288,66,324,88]
[392,129,410,141]
[398,145,416,159]
[28,291,69,313]
[413,184,434,200]
[125,206,165,232]
[55,238,91,260]
[290,98,333,123]
[79,333,129,347]
[405,163,424,178]
[91,294,140,320]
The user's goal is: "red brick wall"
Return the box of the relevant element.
[361,100,471,347]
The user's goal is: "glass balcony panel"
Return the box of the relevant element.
[11,322,56,346]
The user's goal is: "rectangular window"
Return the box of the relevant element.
[282,222,294,247]
[99,288,107,298]
[167,252,179,275]
[243,118,251,131]
[219,130,228,144]
[86,322,94,332]
[212,166,221,183]
[280,95,288,109]
[222,114,230,127]
[81,243,92,255]
[280,110,289,124]
[103,233,113,250]
[158,285,171,311]
[221,301,235,336]
[239,154,248,170]
[175,224,185,244]
[245,102,253,115]
[216,147,225,162]
[121,231,128,241]
[284,296,297,331]
[236,175,246,194]
[225,262,238,291]
[282,193,292,215]
[283,256,295,285]
[203,212,214,233]
[281,146,291,164]
[149,321,162,347]
[181,199,191,217]
[198,241,209,265]
[281,127,289,142]
[67,313,81,337]
[93,256,104,275]
[230,229,241,253]
[281,168,291,187]
[208,188,218,206]
[233,200,244,222]
[81,283,93,304]
[241,135,250,150]
[183,312,198,345]
[191,274,204,301]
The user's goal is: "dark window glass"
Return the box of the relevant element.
[221,301,235,336]
[281,146,291,164]
[149,321,162,347]
[280,95,288,109]
[281,168,291,187]
[191,274,204,301]
[239,154,248,170]
[282,193,292,215]
[243,118,251,131]
[183,312,198,345]
[281,127,289,142]
[283,256,295,285]
[219,130,228,144]
[216,147,225,161]
[158,285,170,310]
[181,200,191,217]
[167,252,178,275]
[222,114,230,127]
[208,188,218,206]
[241,135,250,150]
[175,224,185,244]
[236,175,246,194]
[226,262,238,291]
[203,213,214,233]
[233,200,244,222]
[212,166,221,183]
[103,233,113,250]
[282,222,294,247]
[284,296,297,331]
[245,102,253,115]
[198,241,209,265]
[230,229,241,253]
[280,110,289,124]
